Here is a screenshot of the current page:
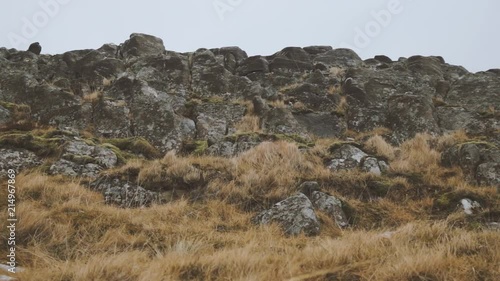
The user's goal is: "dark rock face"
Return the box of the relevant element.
[49,140,118,178]
[120,33,165,58]
[0,149,41,177]
[310,191,349,228]
[0,32,499,159]
[442,143,500,187]
[386,94,441,143]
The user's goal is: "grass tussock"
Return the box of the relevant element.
[235,115,261,133]
[1,131,499,280]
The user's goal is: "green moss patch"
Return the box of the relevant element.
[182,140,209,155]
[0,132,64,157]
[101,137,161,159]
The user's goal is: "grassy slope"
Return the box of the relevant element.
[0,132,499,281]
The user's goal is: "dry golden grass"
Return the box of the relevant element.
[268,99,287,109]
[364,135,396,161]
[292,101,307,111]
[235,115,261,133]
[334,96,348,116]
[82,91,103,104]
[390,133,441,173]
[327,84,342,95]
[1,132,499,281]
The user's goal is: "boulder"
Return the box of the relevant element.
[120,33,166,58]
[476,162,500,188]
[49,140,118,178]
[91,177,159,207]
[327,144,368,171]
[194,103,246,144]
[0,148,42,177]
[386,94,441,143]
[253,193,320,236]
[294,112,346,138]
[313,48,363,68]
[310,191,349,228]
[237,56,269,76]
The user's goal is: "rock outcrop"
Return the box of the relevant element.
[1,33,498,157]
[0,33,499,216]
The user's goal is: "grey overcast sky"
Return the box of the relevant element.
[1,0,499,72]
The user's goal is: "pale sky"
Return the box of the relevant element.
[1,0,499,72]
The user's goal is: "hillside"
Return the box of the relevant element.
[0,33,499,280]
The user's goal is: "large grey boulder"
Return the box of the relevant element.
[476,162,500,188]
[386,94,441,143]
[327,144,367,171]
[49,140,118,178]
[313,48,363,68]
[446,72,500,113]
[120,33,166,58]
[194,103,246,145]
[294,112,346,138]
[237,56,269,76]
[106,76,196,152]
[326,144,388,174]
[253,193,320,236]
[262,108,309,137]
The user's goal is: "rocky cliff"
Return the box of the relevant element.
[2,33,499,149]
[1,33,500,195]
[1,33,500,280]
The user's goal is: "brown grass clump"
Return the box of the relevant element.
[364,134,396,161]
[390,133,441,173]
[334,96,348,116]
[235,115,261,133]
[82,91,103,104]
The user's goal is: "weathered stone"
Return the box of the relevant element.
[269,47,311,63]
[91,177,159,208]
[0,149,42,177]
[446,72,500,113]
[48,140,118,178]
[281,83,338,112]
[253,193,320,236]
[361,157,387,175]
[294,112,346,138]
[313,48,363,68]
[49,159,102,178]
[310,191,349,228]
[303,46,333,55]
[461,198,481,215]
[237,56,269,76]
[374,55,393,64]
[407,55,444,78]
[436,107,487,135]
[207,140,260,157]
[269,57,313,73]
[476,162,500,188]
[327,144,368,171]
[120,33,165,58]
[262,108,309,138]
[194,103,246,144]
[386,94,441,143]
